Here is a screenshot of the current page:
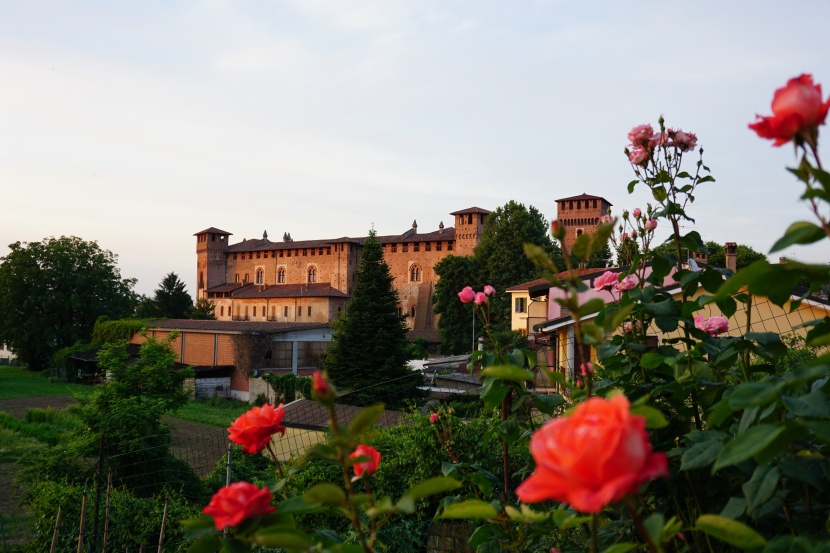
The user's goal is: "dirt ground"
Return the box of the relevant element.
[0,395,76,419]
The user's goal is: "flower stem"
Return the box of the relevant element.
[623,496,658,553]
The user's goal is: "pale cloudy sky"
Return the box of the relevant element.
[2,0,830,296]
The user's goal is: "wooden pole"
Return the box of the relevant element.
[102,469,112,553]
[77,491,87,553]
[156,499,169,553]
[49,506,62,553]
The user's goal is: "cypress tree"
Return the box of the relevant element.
[323,230,419,405]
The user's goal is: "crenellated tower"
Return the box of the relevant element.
[194,227,232,299]
[450,207,491,256]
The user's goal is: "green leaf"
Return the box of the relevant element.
[572,232,592,258]
[743,464,781,512]
[254,528,313,549]
[182,516,219,540]
[630,405,669,428]
[782,389,830,418]
[480,365,534,382]
[770,221,826,253]
[533,393,565,415]
[681,439,724,471]
[303,483,346,505]
[479,376,509,410]
[187,536,222,553]
[578,298,606,317]
[720,497,747,520]
[713,424,788,472]
[640,353,667,369]
[403,477,462,500]
[348,404,385,436]
[695,515,766,550]
[601,545,638,553]
[440,499,499,520]
[643,513,665,548]
[728,382,783,410]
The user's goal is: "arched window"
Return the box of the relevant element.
[576,228,584,237]
[410,265,421,282]
[277,268,285,284]
[199,272,204,289]
[255,269,263,285]
[308,267,317,283]
[410,306,416,318]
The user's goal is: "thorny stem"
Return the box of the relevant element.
[265,442,285,478]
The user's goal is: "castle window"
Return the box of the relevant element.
[425,242,431,252]
[467,214,473,224]
[277,268,285,284]
[248,252,253,259]
[308,306,312,316]
[255,269,263,284]
[410,265,421,282]
[308,268,317,283]
[326,248,331,255]
[235,274,240,283]
[392,244,397,253]
[576,228,584,237]
[279,250,284,257]
[220,306,224,316]
[410,306,416,318]
[199,272,204,289]
[297,306,302,317]
[480,214,486,224]
[569,201,573,209]
[244,273,250,282]
[414,243,420,252]
[448,242,453,251]
[403,243,409,253]
[319,248,324,255]
[233,253,237,260]
[271,251,275,258]
[303,249,308,256]
[311,248,315,256]
[436,242,442,251]
[284,306,289,317]
[593,200,598,208]
[256,251,261,259]
[287,250,291,257]
[253,306,257,317]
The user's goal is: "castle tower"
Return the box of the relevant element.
[555,194,612,251]
[451,207,491,256]
[194,227,232,299]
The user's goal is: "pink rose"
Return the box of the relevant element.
[593,271,618,291]
[628,146,648,166]
[483,284,496,296]
[620,232,630,242]
[429,413,438,424]
[579,362,594,376]
[672,129,698,152]
[516,395,668,513]
[707,316,729,336]
[458,286,475,304]
[644,219,658,231]
[750,74,830,146]
[694,315,709,333]
[633,208,641,218]
[474,292,487,305]
[616,274,638,292]
[628,124,654,146]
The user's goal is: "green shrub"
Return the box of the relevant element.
[203,445,274,495]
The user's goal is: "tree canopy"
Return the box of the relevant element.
[704,241,767,270]
[137,272,193,319]
[323,230,418,403]
[0,236,137,370]
[474,201,562,331]
[432,255,481,355]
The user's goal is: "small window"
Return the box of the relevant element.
[326,248,331,255]
[244,273,249,282]
[220,306,224,316]
[467,214,473,224]
[414,243,420,252]
[256,269,263,284]
[396,306,402,317]
[253,306,257,317]
[284,306,289,317]
[297,306,302,317]
[410,306,416,318]
[311,248,316,256]
[271,251,275,258]
[279,250,284,257]
[515,297,527,313]
[303,249,308,256]
[436,242,442,251]
[235,274,240,283]
[233,253,238,260]
[448,242,453,251]
[576,228,584,237]
[287,250,292,257]
[256,251,261,259]
[403,243,409,253]
[277,268,285,284]
[392,244,398,253]
[425,242,431,252]
[248,252,253,259]
[308,268,317,283]
[308,306,312,316]
[410,266,421,282]
[199,272,204,289]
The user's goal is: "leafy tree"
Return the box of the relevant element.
[0,236,137,370]
[473,201,563,331]
[704,241,767,270]
[190,297,217,320]
[432,255,481,354]
[323,230,418,403]
[571,241,613,269]
[152,272,193,318]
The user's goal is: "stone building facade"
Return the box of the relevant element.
[555,193,613,250]
[195,207,491,331]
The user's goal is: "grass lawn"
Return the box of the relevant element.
[0,366,94,399]
[171,397,251,427]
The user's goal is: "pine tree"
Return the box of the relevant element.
[152,272,193,319]
[323,230,418,405]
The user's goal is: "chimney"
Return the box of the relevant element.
[725,242,737,273]
[693,249,708,264]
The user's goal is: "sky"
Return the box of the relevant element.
[2,0,830,296]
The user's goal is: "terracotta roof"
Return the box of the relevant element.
[194,227,232,236]
[407,330,442,343]
[450,207,492,216]
[376,228,456,243]
[232,283,349,299]
[206,283,245,293]
[506,278,551,292]
[145,320,330,333]
[226,227,458,253]
[555,193,612,205]
[281,399,405,431]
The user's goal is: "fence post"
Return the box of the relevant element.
[77,491,87,553]
[223,443,232,539]
[156,499,169,553]
[102,470,112,553]
[49,506,62,553]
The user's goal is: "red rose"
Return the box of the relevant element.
[228,403,286,454]
[350,444,381,478]
[203,482,274,530]
[749,74,830,146]
[516,394,667,513]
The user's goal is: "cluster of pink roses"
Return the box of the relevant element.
[458,284,496,305]
[694,315,729,337]
[627,123,698,166]
[593,271,638,292]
